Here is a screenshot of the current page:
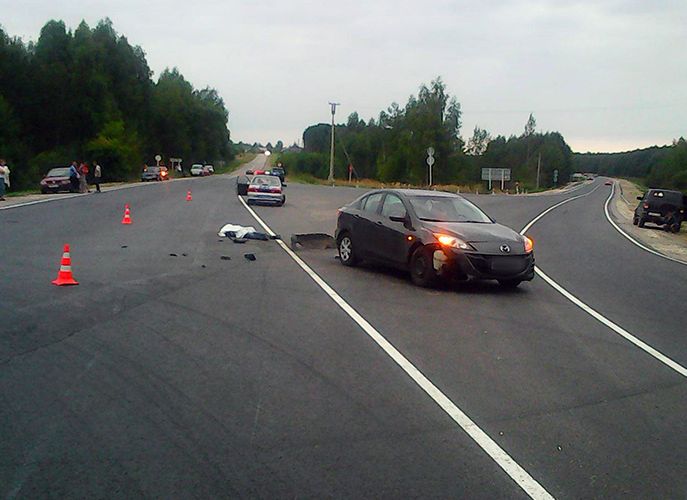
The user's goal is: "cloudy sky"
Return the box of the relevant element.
[3,0,686,152]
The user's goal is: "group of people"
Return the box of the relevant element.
[0,159,10,201]
[68,161,102,193]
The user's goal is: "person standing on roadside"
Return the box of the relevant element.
[78,162,89,193]
[93,161,102,193]
[0,159,9,201]
[69,161,80,193]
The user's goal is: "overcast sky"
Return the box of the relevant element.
[3,0,686,152]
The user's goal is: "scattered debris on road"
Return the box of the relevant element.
[169,253,177,257]
[244,253,256,261]
[220,256,231,260]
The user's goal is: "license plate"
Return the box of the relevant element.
[490,257,525,274]
[648,212,661,217]
[259,186,270,192]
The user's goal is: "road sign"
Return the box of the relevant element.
[481,168,511,182]
[427,148,436,186]
[155,154,162,162]
[553,169,559,184]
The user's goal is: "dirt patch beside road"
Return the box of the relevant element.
[611,179,687,262]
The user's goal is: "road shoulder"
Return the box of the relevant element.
[609,179,687,262]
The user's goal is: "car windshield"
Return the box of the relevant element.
[251,175,280,186]
[145,167,159,172]
[47,167,70,177]
[408,195,492,223]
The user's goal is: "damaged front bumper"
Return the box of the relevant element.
[432,248,535,282]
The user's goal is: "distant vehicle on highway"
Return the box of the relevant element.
[201,165,213,176]
[190,163,204,176]
[40,167,76,193]
[141,166,169,181]
[605,180,613,186]
[633,189,685,232]
[335,189,535,288]
[270,164,286,182]
[246,174,285,206]
[236,174,251,195]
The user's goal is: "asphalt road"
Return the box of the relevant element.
[2,156,686,498]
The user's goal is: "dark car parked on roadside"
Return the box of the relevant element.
[40,167,75,193]
[335,189,535,288]
[270,165,286,182]
[633,189,685,233]
[141,166,169,181]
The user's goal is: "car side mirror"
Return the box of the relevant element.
[282,183,287,187]
[389,215,406,223]
[636,196,643,201]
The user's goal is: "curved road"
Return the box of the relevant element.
[1,156,685,498]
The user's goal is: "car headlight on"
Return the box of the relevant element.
[434,233,471,250]
[523,235,534,253]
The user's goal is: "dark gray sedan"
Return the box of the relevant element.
[335,189,535,288]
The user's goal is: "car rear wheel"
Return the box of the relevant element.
[498,279,522,289]
[410,246,438,288]
[338,233,358,266]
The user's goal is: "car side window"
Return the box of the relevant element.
[362,193,384,214]
[381,194,407,219]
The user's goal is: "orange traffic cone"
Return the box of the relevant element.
[52,244,79,286]
[121,204,132,224]
[186,190,192,201]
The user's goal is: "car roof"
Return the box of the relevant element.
[365,188,460,198]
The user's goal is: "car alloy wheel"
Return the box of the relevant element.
[338,234,357,266]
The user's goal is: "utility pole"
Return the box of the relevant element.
[536,153,541,190]
[328,102,340,182]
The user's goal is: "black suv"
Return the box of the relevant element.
[633,189,685,233]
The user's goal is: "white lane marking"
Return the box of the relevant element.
[520,183,601,234]
[237,195,554,500]
[535,267,687,377]
[603,182,687,266]
[520,184,687,379]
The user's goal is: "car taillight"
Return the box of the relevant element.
[270,187,281,193]
[643,203,649,209]
[161,171,167,176]
[248,186,258,192]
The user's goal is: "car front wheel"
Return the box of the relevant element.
[338,233,358,266]
[410,246,438,287]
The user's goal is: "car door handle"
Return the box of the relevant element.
[376,221,383,225]
[354,214,361,219]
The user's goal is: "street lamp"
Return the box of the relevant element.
[328,102,340,182]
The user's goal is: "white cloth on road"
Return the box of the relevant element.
[218,223,258,239]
